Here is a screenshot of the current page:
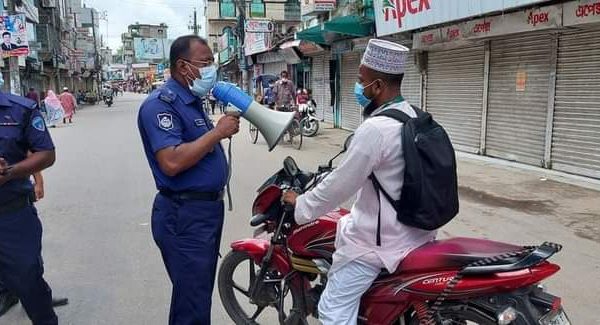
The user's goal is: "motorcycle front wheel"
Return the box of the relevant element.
[218,250,309,325]
[301,118,319,137]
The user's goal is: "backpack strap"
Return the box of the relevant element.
[374,108,412,123]
[369,173,398,247]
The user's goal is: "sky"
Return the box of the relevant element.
[83,0,207,53]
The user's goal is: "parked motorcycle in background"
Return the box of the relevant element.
[217,136,570,325]
[298,100,319,137]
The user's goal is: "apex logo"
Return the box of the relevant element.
[383,0,432,28]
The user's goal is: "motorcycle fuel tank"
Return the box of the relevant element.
[287,208,349,259]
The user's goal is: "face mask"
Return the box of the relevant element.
[354,80,376,108]
[0,74,4,88]
[186,63,217,97]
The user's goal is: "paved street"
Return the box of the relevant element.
[2,92,599,324]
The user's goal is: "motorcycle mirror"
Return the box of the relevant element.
[327,133,354,168]
[283,156,299,177]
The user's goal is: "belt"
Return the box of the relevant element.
[159,190,224,201]
[0,195,32,215]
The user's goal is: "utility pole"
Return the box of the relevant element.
[7,0,21,95]
[91,8,101,94]
[188,8,200,36]
[234,0,250,93]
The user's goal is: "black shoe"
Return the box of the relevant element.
[0,292,19,317]
[51,297,69,307]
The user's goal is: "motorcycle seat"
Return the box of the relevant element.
[396,237,523,273]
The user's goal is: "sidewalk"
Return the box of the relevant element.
[310,122,600,323]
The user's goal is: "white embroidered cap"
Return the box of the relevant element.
[361,39,409,75]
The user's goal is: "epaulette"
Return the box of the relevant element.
[6,93,36,109]
[158,87,177,104]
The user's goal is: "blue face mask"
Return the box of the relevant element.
[354,81,375,108]
[0,74,4,88]
[188,64,217,97]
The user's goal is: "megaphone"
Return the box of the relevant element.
[212,82,295,151]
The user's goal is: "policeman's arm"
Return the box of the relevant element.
[1,150,55,183]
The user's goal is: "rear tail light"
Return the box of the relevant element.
[551,297,562,312]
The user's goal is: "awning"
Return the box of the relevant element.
[323,15,374,37]
[295,24,327,45]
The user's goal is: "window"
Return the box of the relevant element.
[249,0,265,18]
[219,0,236,18]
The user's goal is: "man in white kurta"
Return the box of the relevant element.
[283,39,436,324]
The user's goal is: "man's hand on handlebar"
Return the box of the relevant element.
[282,190,298,207]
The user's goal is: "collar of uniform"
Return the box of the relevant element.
[166,78,197,105]
[0,92,12,107]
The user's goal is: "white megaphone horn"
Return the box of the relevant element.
[212,82,295,151]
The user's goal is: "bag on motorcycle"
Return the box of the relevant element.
[370,106,459,239]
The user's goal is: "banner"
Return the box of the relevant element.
[244,32,272,56]
[375,0,550,36]
[133,38,168,60]
[0,14,29,57]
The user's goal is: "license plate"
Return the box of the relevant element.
[540,308,571,325]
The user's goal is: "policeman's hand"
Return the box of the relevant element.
[214,115,240,139]
[34,182,45,201]
[282,190,299,207]
[0,158,8,175]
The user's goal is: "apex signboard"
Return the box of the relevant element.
[375,0,550,36]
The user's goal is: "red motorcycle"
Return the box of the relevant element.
[217,140,570,325]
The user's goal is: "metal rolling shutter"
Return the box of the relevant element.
[262,61,287,77]
[402,52,421,107]
[552,27,600,178]
[426,45,484,153]
[486,33,552,166]
[340,52,362,130]
[310,53,333,123]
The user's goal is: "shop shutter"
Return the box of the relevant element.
[426,44,485,153]
[310,53,333,123]
[552,27,600,178]
[402,52,421,107]
[262,61,287,78]
[340,52,362,130]
[486,33,552,166]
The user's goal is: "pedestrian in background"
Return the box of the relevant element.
[273,70,296,110]
[137,35,239,325]
[26,87,39,106]
[59,87,77,124]
[44,90,64,128]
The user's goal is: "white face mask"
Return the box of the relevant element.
[184,62,218,97]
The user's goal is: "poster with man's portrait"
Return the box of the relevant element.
[0,14,29,58]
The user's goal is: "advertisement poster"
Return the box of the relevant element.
[0,14,29,58]
[133,38,169,60]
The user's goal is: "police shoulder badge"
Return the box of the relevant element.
[32,116,46,131]
[157,113,174,130]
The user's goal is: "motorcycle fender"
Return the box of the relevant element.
[231,239,292,275]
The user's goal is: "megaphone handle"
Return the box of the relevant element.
[225,137,233,212]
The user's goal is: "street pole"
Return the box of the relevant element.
[91,9,101,95]
[7,0,21,95]
[234,0,250,93]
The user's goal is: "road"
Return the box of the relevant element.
[2,92,598,324]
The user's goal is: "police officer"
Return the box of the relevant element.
[137,35,239,325]
[0,79,58,324]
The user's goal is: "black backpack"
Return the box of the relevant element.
[370,106,459,245]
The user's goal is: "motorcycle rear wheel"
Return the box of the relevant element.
[218,250,308,325]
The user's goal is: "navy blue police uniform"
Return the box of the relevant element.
[0,92,57,324]
[137,78,228,325]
